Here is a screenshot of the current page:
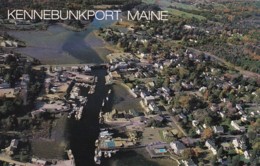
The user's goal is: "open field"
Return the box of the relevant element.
[112,83,143,112]
[103,148,178,166]
[167,8,206,20]
[31,115,68,159]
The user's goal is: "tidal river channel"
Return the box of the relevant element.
[8,16,117,166]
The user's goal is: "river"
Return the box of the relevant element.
[7,16,169,166]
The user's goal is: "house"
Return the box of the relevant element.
[140,91,148,99]
[181,82,192,90]
[202,124,207,129]
[210,104,219,112]
[221,142,231,151]
[162,87,170,93]
[199,86,207,92]
[181,137,199,147]
[109,71,121,80]
[10,139,18,149]
[115,62,128,69]
[231,121,246,132]
[244,150,250,159]
[241,115,248,122]
[181,159,197,166]
[232,138,247,150]
[162,130,174,140]
[219,111,225,118]
[184,25,195,30]
[0,40,18,47]
[84,65,92,73]
[153,115,164,123]
[196,128,202,135]
[5,139,19,155]
[213,126,224,134]
[135,72,143,78]
[235,104,243,111]
[21,74,30,83]
[205,140,217,155]
[0,82,10,89]
[144,95,156,105]
[179,113,187,120]
[0,88,15,99]
[31,158,47,166]
[192,120,199,127]
[170,141,186,155]
[148,102,160,113]
[171,129,179,136]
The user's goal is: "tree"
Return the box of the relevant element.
[204,117,212,126]
[248,131,256,143]
[201,128,213,139]
[210,155,217,166]
[227,156,232,165]
[217,147,223,159]
[231,155,240,166]
[181,149,192,160]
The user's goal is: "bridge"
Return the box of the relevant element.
[34,63,109,69]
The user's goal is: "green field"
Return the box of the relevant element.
[167,8,206,20]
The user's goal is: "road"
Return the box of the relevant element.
[170,116,188,137]
[0,154,34,166]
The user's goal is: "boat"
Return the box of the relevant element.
[104,151,108,158]
[99,131,113,138]
[108,151,112,158]
[108,89,111,94]
[99,112,103,118]
[100,128,106,131]
[98,150,102,157]
[102,100,105,106]
[95,140,99,147]
[67,149,74,160]
[106,97,109,101]
[94,155,101,165]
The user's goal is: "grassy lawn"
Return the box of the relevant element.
[31,140,66,159]
[220,119,232,131]
[167,8,206,20]
[158,130,175,143]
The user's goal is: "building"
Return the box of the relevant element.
[144,95,156,105]
[31,158,47,166]
[213,126,224,134]
[231,121,246,132]
[181,159,197,166]
[0,82,10,89]
[5,139,19,155]
[170,141,186,155]
[109,71,121,80]
[205,140,217,155]
[232,138,247,150]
